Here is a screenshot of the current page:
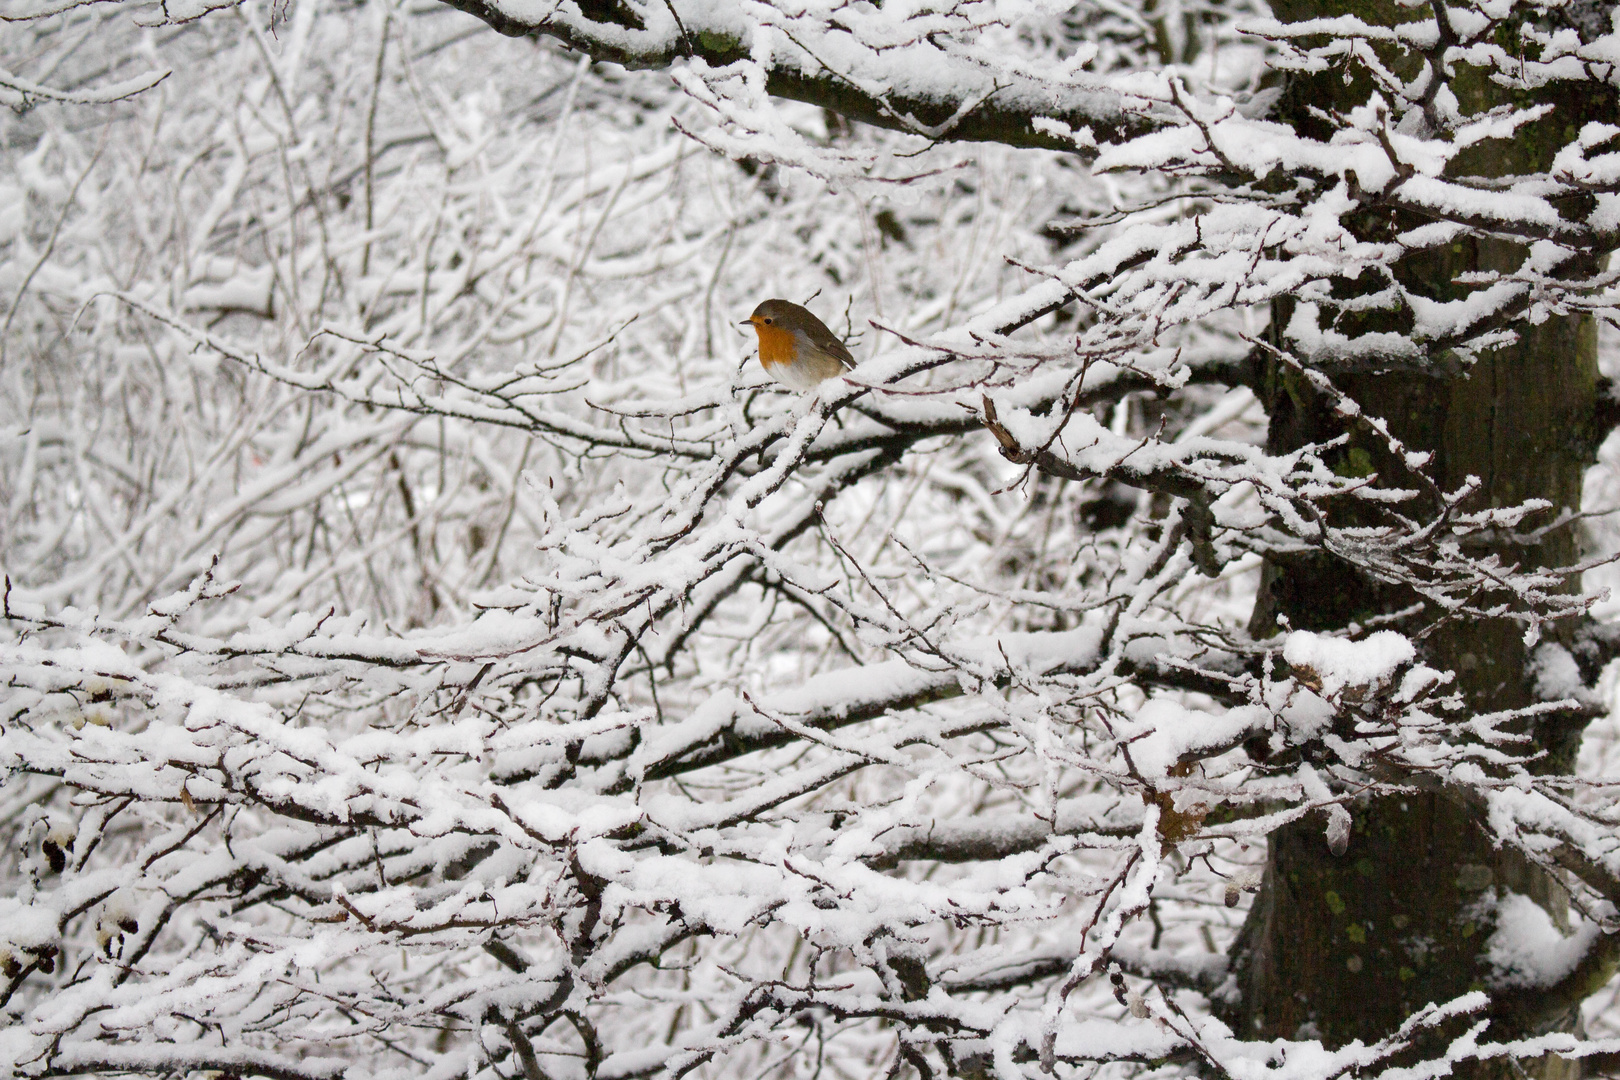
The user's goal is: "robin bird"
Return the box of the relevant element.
[741,299,855,391]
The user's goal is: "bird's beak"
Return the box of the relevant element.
[739,317,756,326]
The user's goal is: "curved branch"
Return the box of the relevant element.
[433,0,1156,152]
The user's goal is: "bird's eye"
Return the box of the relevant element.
[763,318,773,324]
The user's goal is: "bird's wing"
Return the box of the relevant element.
[807,323,855,369]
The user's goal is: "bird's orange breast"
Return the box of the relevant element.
[752,322,799,369]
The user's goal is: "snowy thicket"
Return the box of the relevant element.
[2,0,1620,1078]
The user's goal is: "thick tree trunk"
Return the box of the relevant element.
[1230,243,1600,1072]
[1222,0,1608,1064]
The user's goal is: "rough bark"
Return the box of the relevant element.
[1224,0,1610,1068]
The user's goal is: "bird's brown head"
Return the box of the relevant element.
[743,298,816,332]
